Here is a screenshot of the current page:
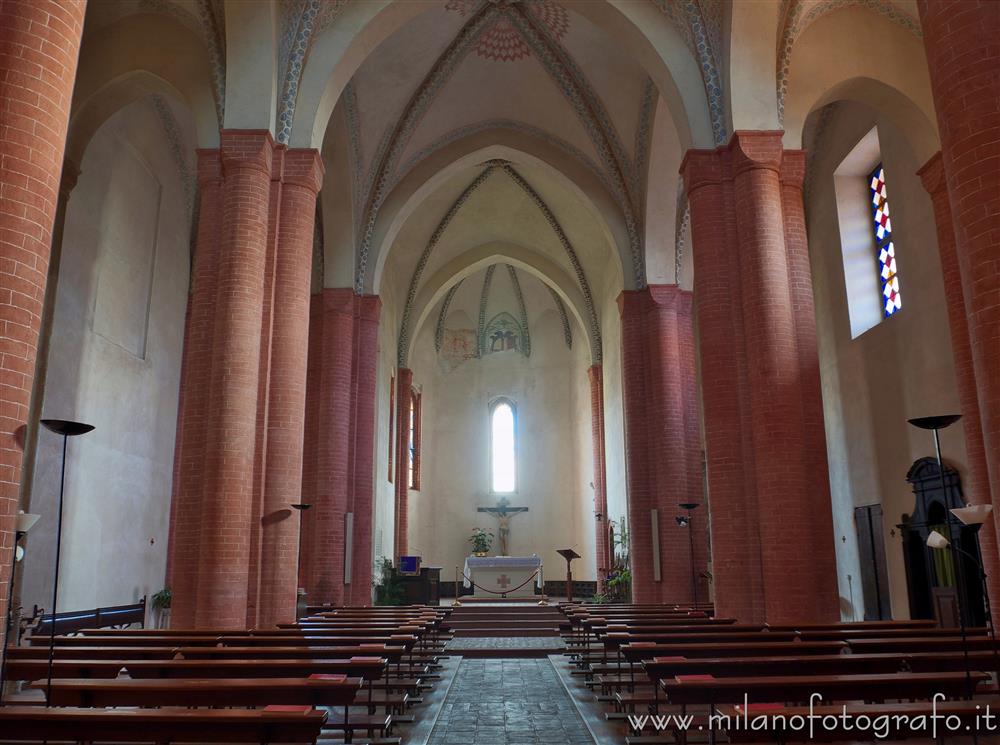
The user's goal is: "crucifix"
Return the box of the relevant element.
[478,497,528,556]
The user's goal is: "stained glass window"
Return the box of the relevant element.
[868,164,902,317]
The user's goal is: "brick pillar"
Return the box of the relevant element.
[618,291,654,602]
[619,286,704,604]
[302,288,354,605]
[682,133,839,623]
[193,131,273,629]
[682,146,766,622]
[919,152,1000,616]
[0,0,86,648]
[348,295,380,605]
[394,368,414,560]
[778,150,841,621]
[588,365,610,591]
[169,152,223,628]
[256,149,323,628]
[732,131,833,623]
[245,145,282,627]
[298,295,323,592]
[918,0,1000,520]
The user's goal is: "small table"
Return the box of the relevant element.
[463,556,541,598]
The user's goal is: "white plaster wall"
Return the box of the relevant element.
[601,263,628,553]
[22,98,190,615]
[808,101,963,620]
[407,276,597,583]
[373,280,401,574]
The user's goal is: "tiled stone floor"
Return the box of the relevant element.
[444,637,566,650]
[426,659,595,745]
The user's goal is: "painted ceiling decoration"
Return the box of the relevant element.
[395,160,602,369]
[435,280,464,353]
[775,0,922,123]
[347,0,647,293]
[505,264,531,356]
[149,94,195,224]
[674,180,690,284]
[194,0,227,125]
[546,284,573,350]
[650,0,727,146]
[277,0,350,144]
[444,0,570,63]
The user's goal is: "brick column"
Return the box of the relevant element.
[348,295,380,605]
[682,133,839,623]
[919,152,1000,616]
[394,368,414,560]
[169,152,223,628]
[193,131,273,629]
[257,149,323,628]
[588,365,610,591]
[619,286,704,604]
[682,148,765,622]
[917,0,1000,518]
[778,150,841,621]
[301,288,354,606]
[0,0,86,648]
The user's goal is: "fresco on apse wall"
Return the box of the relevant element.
[442,328,478,365]
[482,313,524,356]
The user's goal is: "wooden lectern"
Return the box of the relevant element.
[556,548,581,603]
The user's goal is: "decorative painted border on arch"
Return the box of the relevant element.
[150,94,195,224]
[775,0,922,124]
[476,264,498,357]
[435,280,464,353]
[506,264,531,358]
[547,284,573,351]
[395,160,602,368]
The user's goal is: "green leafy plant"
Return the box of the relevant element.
[468,527,493,554]
[151,588,172,610]
[373,558,405,606]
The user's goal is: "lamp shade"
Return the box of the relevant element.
[15,510,40,534]
[927,530,951,550]
[678,502,700,511]
[908,415,962,431]
[951,504,993,526]
[40,419,94,437]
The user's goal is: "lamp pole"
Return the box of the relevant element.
[679,503,700,608]
[40,419,94,707]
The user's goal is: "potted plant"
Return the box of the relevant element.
[468,527,493,556]
[151,587,171,629]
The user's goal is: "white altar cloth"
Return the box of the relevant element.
[463,555,542,597]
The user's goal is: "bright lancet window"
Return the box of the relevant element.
[868,164,902,317]
[490,400,516,493]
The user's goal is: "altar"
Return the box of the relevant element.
[463,555,542,598]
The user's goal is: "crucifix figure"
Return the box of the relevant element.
[478,497,528,556]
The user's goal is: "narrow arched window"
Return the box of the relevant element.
[490,399,516,493]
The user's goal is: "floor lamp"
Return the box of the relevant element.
[677,502,701,608]
[40,418,94,707]
[943,503,1000,680]
[909,415,973,700]
[0,510,41,701]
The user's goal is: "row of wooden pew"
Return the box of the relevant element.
[0,604,454,744]
[560,602,1000,744]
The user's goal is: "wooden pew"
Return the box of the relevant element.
[0,705,328,744]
